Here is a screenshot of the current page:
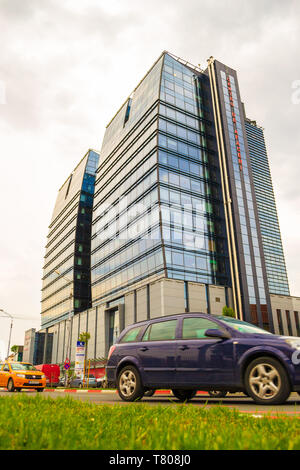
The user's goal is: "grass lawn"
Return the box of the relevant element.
[0,394,299,450]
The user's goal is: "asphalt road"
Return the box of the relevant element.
[1,389,300,416]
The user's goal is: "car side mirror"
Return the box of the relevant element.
[204,328,230,340]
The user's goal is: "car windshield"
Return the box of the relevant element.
[10,363,38,371]
[217,316,273,335]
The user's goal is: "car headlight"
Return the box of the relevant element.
[16,374,26,378]
[284,339,300,350]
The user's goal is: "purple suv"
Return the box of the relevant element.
[106,313,300,405]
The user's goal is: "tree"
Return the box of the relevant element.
[222,306,236,318]
[10,345,18,353]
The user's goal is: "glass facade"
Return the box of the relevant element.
[41,150,99,328]
[91,52,230,306]
[245,119,290,296]
[159,54,229,286]
[207,58,274,329]
[219,71,267,306]
[91,56,164,303]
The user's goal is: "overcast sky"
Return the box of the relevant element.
[0,0,299,358]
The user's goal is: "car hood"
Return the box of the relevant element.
[241,332,300,345]
[20,371,43,376]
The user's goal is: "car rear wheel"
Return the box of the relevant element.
[172,390,196,402]
[7,379,15,392]
[208,390,228,398]
[245,356,291,405]
[117,365,144,402]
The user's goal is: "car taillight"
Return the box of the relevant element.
[108,345,116,359]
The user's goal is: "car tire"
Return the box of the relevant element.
[244,356,291,405]
[117,365,144,402]
[144,389,156,397]
[172,390,197,402]
[15,388,21,392]
[208,390,228,398]
[7,379,15,392]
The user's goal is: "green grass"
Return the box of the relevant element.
[0,394,299,450]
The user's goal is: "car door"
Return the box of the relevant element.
[176,316,235,387]
[0,363,4,386]
[1,363,11,387]
[136,319,179,387]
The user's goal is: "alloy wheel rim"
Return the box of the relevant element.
[249,363,281,400]
[120,370,136,397]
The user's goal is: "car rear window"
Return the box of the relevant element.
[182,317,220,339]
[142,320,177,341]
[120,326,142,343]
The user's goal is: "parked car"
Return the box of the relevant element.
[0,362,46,392]
[35,364,60,387]
[58,375,67,387]
[69,374,97,388]
[106,313,300,405]
[96,376,106,388]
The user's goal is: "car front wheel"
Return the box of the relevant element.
[245,356,291,405]
[172,390,196,402]
[117,365,144,402]
[7,379,15,392]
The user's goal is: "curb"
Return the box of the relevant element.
[43,389,209,395]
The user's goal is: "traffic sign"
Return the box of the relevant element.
[64,358,71,370]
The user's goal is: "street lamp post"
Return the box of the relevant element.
[0,309,14,359]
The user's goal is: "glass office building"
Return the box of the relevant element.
[90,52,231,324]
[36,51,297,364]
[245,119,290,296]
[41,149,99,329]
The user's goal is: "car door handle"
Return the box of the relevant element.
[139,347,149,352]
[179,345,189,350]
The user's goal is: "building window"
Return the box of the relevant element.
[276,309,284,335]
[294,312,300,337]
[124,98,132,126]
[184,281,189,312]
[286,310,293,336]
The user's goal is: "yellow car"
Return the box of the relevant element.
[0,362,46,392]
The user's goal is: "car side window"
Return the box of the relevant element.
[3,364,10,372]
[120,326,142,343]
[142,320,177,341]
[182,317,221,339]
